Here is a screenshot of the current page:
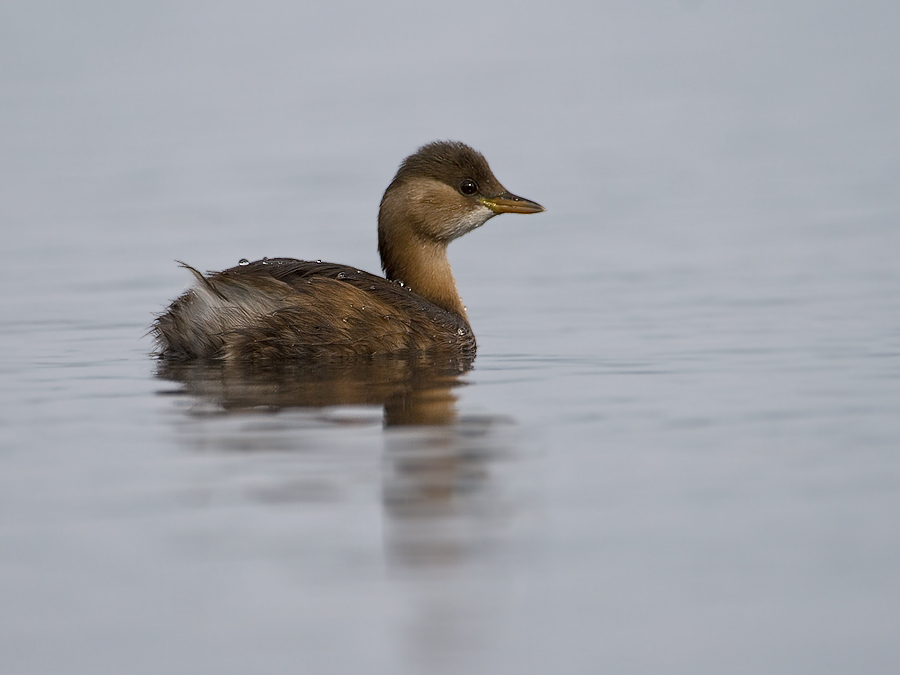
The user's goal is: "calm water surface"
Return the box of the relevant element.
[2,3,899,674]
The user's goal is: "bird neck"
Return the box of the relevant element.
[378,222,467,319]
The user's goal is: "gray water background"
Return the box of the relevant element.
[2,2,899,673]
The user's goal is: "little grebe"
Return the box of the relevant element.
[153,141,544,362]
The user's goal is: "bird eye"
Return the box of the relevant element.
[459,179,478,195]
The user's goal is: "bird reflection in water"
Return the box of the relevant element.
[156,353,516,570]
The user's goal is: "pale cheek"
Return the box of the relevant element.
[442,204,495,241]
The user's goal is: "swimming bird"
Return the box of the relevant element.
[152,141,544,362]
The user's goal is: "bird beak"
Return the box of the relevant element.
[481,192,545,214]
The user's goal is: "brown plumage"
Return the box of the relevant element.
[152,141,543,362]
